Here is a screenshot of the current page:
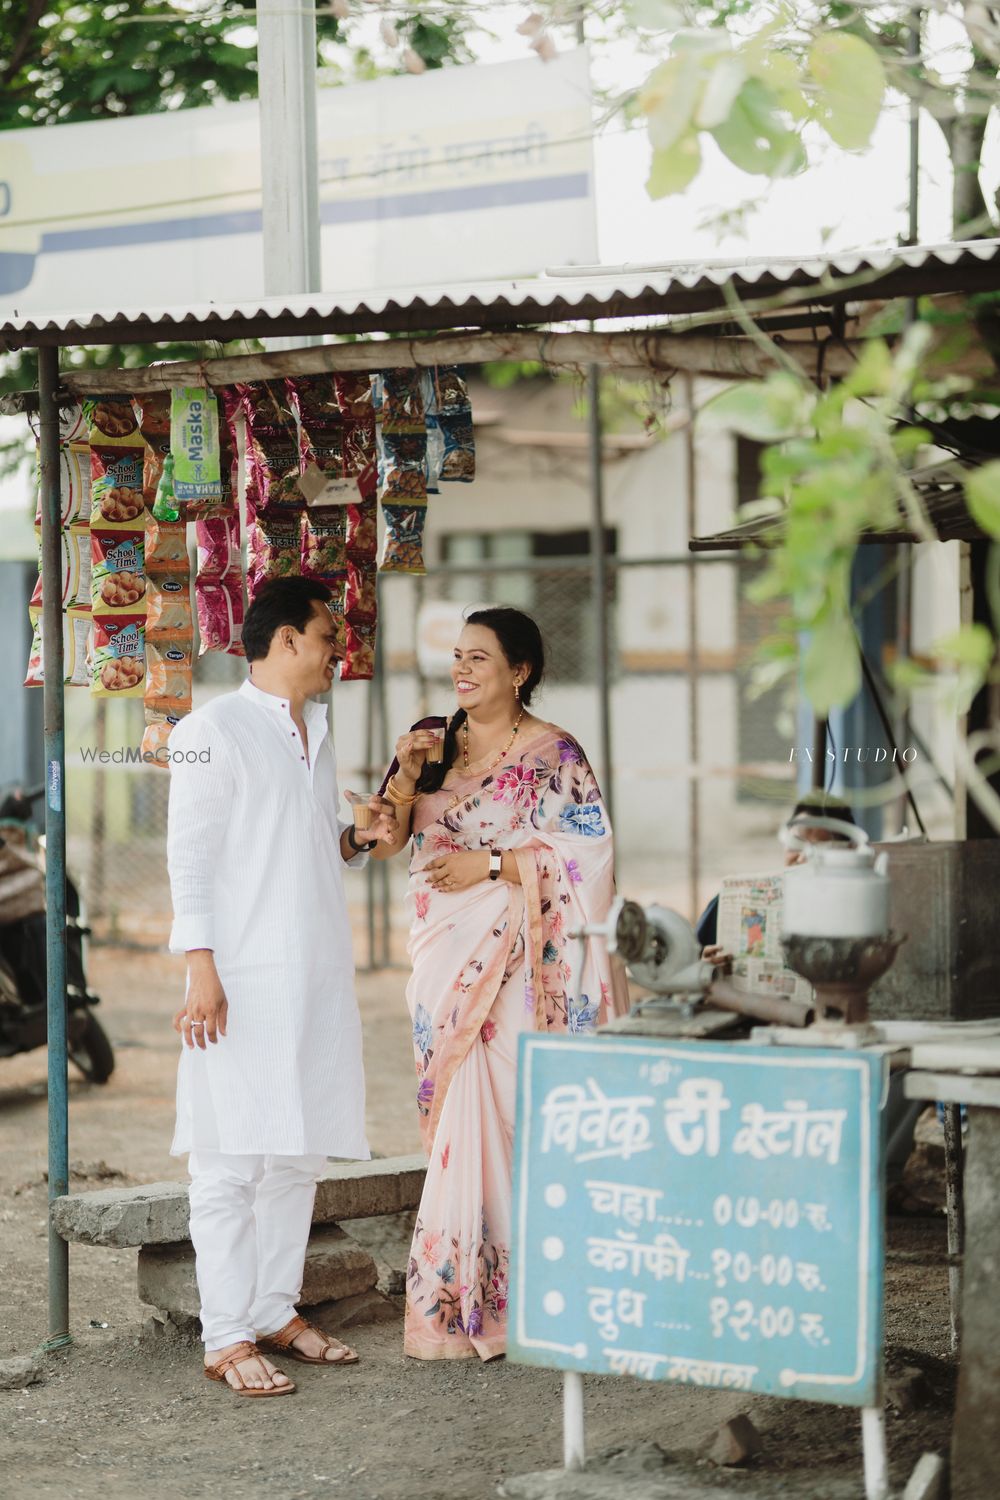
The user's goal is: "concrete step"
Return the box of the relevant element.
[51,1153,427,1248]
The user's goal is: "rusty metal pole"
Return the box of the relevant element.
[943,1103,965,1353]
[683,375,701,923]
[38,346,71,1349]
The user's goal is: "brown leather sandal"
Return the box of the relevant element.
[204,1340,296,1397]
[258,1314,359,1366]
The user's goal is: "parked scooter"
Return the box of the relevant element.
[0,785,114,1083]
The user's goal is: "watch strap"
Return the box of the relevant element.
[347,824,376,854]
[488,847,502,880]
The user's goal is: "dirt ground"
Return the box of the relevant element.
[0,945,957,1500]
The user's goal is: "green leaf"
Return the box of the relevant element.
[701,373,815,442]
[639,57,704,153]
[803,611,861,715]
[696,56,746,129]
[711,78,806,178]
[808,33,885,151]
[627,0,684,30]
[646,134,701,198]
[965,461,1000,540]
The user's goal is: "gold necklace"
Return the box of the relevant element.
[463,709,525,774]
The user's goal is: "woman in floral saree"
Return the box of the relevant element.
[375,607,628,1361]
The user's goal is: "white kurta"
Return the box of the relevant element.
[166,678,370,1160]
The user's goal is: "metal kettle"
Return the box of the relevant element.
[781,817,890,940]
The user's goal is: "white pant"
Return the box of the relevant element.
[188,1149,326,1352]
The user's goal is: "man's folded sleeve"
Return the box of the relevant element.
[337,816,371,869]
[166,718,233,954]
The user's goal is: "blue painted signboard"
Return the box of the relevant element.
[509,1037,884,1406]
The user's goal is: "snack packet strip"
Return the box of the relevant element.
[85,398,149,529]
[170,387,222,505]
[91,614,146,698]
[91,528,147,617]
[24,606,92,689]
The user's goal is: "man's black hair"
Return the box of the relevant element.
[242,577,334,663]
[788,792,857,828]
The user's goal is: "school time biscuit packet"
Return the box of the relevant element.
[91,615,146,698]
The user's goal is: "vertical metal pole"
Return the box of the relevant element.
[257,0,321,298]
[683,375,701,923]
[563,1370,585,1471]
[375,584,391,968]
[861,1406,889,1500]
[943,1102,964,1353]
[587,366,614,826]
[812,717,828,792]
[88,701,107,921]
[38,346,71,1350]
[364,642,377,973]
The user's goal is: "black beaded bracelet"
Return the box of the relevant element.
[347,825,376,854]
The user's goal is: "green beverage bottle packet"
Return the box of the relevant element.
[170,387,222,503]
[153,452,180,523]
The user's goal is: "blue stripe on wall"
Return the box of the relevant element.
[36,173,590,255]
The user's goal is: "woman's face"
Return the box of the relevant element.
[451,624,523,717]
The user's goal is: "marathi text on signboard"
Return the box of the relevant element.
[510,1038,884,1407]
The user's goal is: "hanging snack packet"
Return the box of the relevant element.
[196,573,244,655]
[24,605,92,688]
[86,397,147,528]
[146,574,193,635]
[301,508,347,583]
[132,392,171,508]
[341,619,376,682]
[170,387,222,506]
[195,514,240,582]
[428,366,475,483]
[240,382,302,514]
[378,370,428,574]
[336,373,377,485]
[344,561,376,624]
[146,517,189,569]
[31,527,92,611]
[140,702,190,766]
[146,638,194,702]
[33,442,92,529]
[345,499,377,563]
[380,503,427,575]
[92,615,145,697]
[91,530,147,615]
[247,514,301,599]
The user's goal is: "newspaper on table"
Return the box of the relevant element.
[717,874,813,1004]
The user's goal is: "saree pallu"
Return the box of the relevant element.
[402,728,628,1360]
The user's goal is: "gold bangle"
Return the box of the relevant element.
[386,775,417,806]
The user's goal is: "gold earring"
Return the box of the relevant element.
[514,682,521,701]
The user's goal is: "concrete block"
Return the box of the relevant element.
[137,1226,378,1320]
[0,1355,43,1391]
[52,1154,426,1248]
[312,1289,398,1330]
[703,1414,763,1467]
[903,1453,946,1500]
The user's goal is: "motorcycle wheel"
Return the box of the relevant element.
[69,1011,115,1084]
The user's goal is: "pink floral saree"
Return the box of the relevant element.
[401,725,628,1360]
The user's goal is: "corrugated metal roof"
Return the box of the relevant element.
[3,238,1000,350]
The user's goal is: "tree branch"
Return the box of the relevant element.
[0,0,49,88]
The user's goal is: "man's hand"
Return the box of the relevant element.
[174,949,228,1050]
[367,794,398,845]
[702,943,731,970]
[425,851,489,894]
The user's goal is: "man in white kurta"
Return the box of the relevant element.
[167,577,393,1396]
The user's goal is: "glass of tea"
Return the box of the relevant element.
[345,790,375,833]
[425,727,445,764]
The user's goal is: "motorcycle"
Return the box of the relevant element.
[0,784,114,1083]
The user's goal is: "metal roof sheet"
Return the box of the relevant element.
[3,238,1000,350]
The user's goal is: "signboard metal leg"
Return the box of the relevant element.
[861,1406,889,1500]
[562,1371,585,1471]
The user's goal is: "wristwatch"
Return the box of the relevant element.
[347,825,376,854]
[488,848,502,881]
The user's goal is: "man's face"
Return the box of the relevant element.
[282,601,345,696]
[784,826,850,868]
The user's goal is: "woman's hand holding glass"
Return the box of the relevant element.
[425,851,489,893]
[394,728,442,785]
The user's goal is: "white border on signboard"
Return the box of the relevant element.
[513,1039,878,1392]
